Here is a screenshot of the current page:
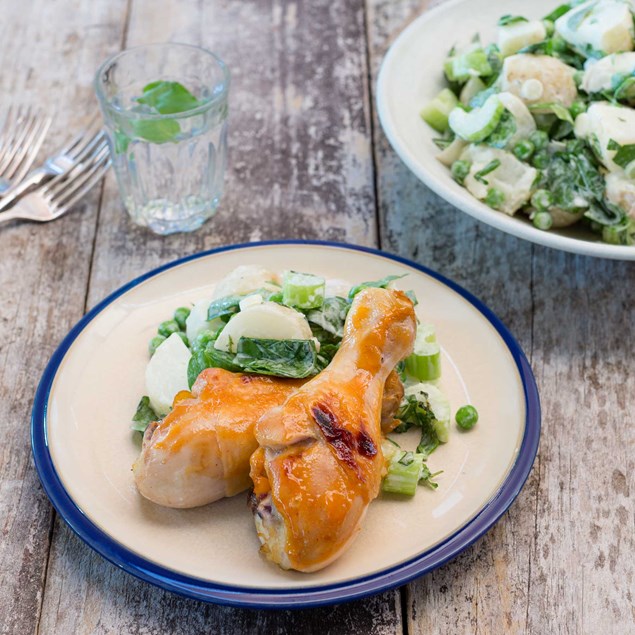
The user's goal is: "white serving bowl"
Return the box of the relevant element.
[377,0,635,260]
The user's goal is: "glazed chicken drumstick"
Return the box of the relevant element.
[133,367,405,509]
[250,287,416,572]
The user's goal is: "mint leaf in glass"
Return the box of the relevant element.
[136,80,201,115]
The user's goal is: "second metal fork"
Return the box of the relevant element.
[0,141,111,225]
[0,114,104,212]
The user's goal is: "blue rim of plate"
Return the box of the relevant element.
[31,239,541,609]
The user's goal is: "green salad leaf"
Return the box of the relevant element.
[348,274,406,299]
[234,338,320,378]
[306,296,350,338]
[607,139,635,169]
[131,396,160,433]
[394,394,441,459]
[497,15,528,26]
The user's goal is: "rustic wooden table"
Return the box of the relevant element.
[1,1,633,633]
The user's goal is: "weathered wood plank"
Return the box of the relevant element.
[37,1,402,633]
[367,1,635,633]
[0,3,129,635]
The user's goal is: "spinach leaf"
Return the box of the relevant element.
[131,396,160,433]
[207,294,243,321]
[188,336,243,388]
[607,139,635,169]
[498,15,528,26]
[306,296,350,338]
[613,76,635,102]
[348,274,406,299]
[469,85,499,108]
[234,338,320,378]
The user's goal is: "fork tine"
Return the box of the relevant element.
[0,105,17,147]
[0,108,37,176]
[42,137,108,198]
[2,114,51,182]
[51,152,111,214]
[58,113,102,159]
[48,145,110,208]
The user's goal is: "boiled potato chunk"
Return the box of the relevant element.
[498,20,546,57]
[582,52,635,92]
[145,333,192,416]
[213,302,313,353]
[555,0,634,56]
[499,54,578,112]
[606,172,635,218]
[574,101,635,172]
[461,144,537,215]
[212,265,280,300]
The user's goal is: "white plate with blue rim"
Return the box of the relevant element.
[32,240,540,607]
[376,0,635,260]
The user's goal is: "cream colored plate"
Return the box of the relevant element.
[32,241,539,606]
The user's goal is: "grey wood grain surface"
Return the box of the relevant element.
[0,0,633,634]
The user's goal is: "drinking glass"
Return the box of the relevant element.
[95,43,230,234]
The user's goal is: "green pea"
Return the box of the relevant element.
[532,211,553,231]
[158,319,180,338]
[531,189,553,211]
[451,159,471,185]
[485,187,505,210]
[528,130,549,151]
[531,150,550,169]
[193,330,216,352]
[149,334,166,356]
[456,405,478,430]
[569,100,586,119]
[174,306,191,331]
[602,220,634,246]
[513,139,535,162]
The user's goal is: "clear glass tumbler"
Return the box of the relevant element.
[94,43,230,234]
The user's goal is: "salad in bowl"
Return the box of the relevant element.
[421,0,635,246]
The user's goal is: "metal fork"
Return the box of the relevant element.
[0,114,104,212]
[0,141,110,225]
[0,106,52,194]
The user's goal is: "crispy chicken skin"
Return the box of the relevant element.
[250,288,416,572]
[133,367,404,509]
[133,369,304,508]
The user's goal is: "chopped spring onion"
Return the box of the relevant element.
[444,48,493,83]
[382,451,425,496]
[420,88,459,133]
[282,271,326,309]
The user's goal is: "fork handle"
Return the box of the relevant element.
[0,208,23,224]
[0,166,50,212]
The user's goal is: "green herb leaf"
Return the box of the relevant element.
[474,159,501,184]
[607,139,635,169]
[528,102,574,124]
[486,110,518,149]
[137,81,201,115]
[543,3,571,22]
[348,274,406,300]
[132,118,180,144]
[419,464,442,490]
[395,394,440,459]
[306,296,350,338]
[498,14,528,26]
[234,337,320,378]
[131,396,159,433]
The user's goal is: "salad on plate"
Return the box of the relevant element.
[421,0,635,245]
[129,264,478,572]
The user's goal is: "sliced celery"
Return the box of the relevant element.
[405,323,441,381]
[444,48,493,83]
[449,94,504,142]
[420,88,459,133]
[282,271,326,309]
[382,452,424,496]
[460,76,487,106]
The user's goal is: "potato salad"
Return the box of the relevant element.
[421,0,635,245]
